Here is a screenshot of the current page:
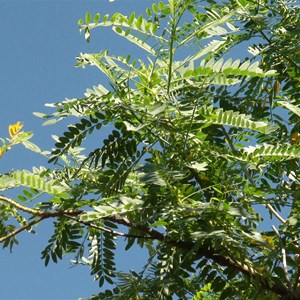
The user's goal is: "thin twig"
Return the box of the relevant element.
[105,213,289,296]
[65,214,156,240]
[272,225,292,290]
[0,195,82,217]
[0,195,45,216]
[267,205,286,224]
[0,216,46,243]
[0,195,83,244]
[0,193,290,296]
[221,126,286,224]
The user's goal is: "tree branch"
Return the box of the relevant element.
[0,195,45,216]
[272,225,292,291]
[0,216,46,243]
[0,195,82,218]
[0,195,290,296]
[0,195,82,244]
[65,215,157,240]
[105,214,290,297]
[220,127,286,225]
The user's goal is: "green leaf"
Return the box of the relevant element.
[94,13,100,23]
[12,171,67,195]
[42,118,64,126]
[22,141,42,154]
[197,106,276,133]
[33,112,48,118]
[85,12,91,24]
[114,26,122,34]
[288,217,298,226]
[135,14,143,28]
[242,143,300,161]
[151,219,168,227]
[188,162,208,172]
[152,3,158,13]
[128,12,135,25]
[112,26,156,55]
[278,101,300,117]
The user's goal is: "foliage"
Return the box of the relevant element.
[1,0,300,299]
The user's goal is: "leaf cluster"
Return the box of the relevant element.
[1,0,300,299]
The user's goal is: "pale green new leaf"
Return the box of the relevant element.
[112,26,156,55]
[83,196,143,219]
[12,171,67,195]
[198,107,277,133]
[0,175,17,191]
[79,11,167,45]
[42,117,65,126]
[183,75,241,87]
[137,164,186,186]
[22,140,42,154]
[183,58,277,85]
[10,131,33,145]
[33,112,49,119]
[180,10,235,46]
[178,40,226,70]
[85,84,109,97]
[242,143,300,161]
[214,109,270,133]
[278,101,300,117]
[77,52,134,83]
[188,162,208,172]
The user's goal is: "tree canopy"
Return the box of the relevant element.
[1,0,300,299]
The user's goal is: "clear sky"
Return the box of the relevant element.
[0,1,154,299]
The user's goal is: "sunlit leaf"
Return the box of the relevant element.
[8,121,23,138]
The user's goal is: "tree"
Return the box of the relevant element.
[1,0,300,299]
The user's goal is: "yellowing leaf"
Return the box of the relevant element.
[0,147,3,158]
[274,80,280,94]
[8,121,23,138]
[291,132,300,145]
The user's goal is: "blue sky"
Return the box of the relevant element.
[0,1,154,299]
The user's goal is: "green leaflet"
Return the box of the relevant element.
[213,109,275,133]
[195,106,277,133]
[78,11,166,45]
[242,143,300,161]
[179,9,235,46]
[15,1,300,298]
[178,40,226,70]
[22,140,42,154]
[137,164,187,186]
[81,196,143,221]
[12,171,67,195]
[112,26,156,55]
[0,175,17,191]
[278,101,300,118]
[77,52,133,83]
[183,58,277,80]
